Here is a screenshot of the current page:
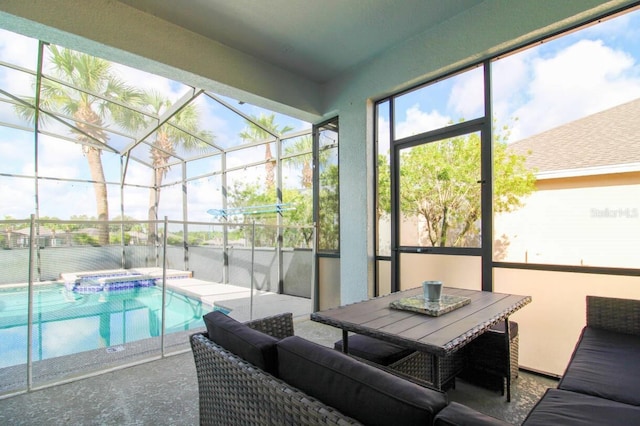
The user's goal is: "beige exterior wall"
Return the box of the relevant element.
[496,268,640,376]
[398,254,481,291]
[318,257,341,310]
[491,171,640,375]
[495,172,640,268]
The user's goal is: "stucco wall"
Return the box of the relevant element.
[495,172,640,268]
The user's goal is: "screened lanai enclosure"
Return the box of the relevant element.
[0,31,339,396]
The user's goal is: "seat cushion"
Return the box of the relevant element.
[558,326,640,406]
[523,388,640,426]
[203,311,279,375]
[434,402,510,426]
[278,335,447,426]
[334,334,414,365]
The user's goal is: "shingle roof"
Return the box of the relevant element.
[508,98,640,173]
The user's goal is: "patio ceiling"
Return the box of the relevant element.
[115,0,484,84]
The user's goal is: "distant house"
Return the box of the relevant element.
[497,98,640,267]
[10,227,47,248]
[2,226,149,248]
[5,226,73,248]
[127,231,148,245]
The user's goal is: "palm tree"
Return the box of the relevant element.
[142,91,212,244]
[283,135,313,188]
[16,45,144,245]
[239,113,293,189]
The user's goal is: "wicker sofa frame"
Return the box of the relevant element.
[191,313,362,425]
[192,296,640,425]
[191,312,510,426]
[521,295,640,425]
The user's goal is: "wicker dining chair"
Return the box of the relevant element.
[459,320,519,394]
[334,333,465,390]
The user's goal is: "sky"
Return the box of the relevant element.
[0,28,311,223]
[379,8,640,151]
[1,8,640,223]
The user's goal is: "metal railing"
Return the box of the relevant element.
[0,216,315,398]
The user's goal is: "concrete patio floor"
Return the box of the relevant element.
[0,280,558,425]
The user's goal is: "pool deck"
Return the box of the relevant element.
[165,275,313,322]
[87,267,315,322]
[1,267,314,323]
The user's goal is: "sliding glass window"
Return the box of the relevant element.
[491,8,640,269]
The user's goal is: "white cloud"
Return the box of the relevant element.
[507,39,640,141]
[107,62,184,104]
[393,33,640,145]
[199,97,239,149]
[448,67,484,119]
[186,178,224,222]
[0,29,38,69]
[395,104,450,139]
[122,186,150,218]
[377,115,391,157]
[0,176,35,218]
[0,137,33,173]
[122,158,151,186]
[37,136,85,178]
[42,318,98,357]
[491,51,532,130]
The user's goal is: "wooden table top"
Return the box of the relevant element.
[310,287,531,357]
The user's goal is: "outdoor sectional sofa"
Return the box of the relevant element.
[521,295,640,425]
[191,311,507,425]
[191,295,640,425]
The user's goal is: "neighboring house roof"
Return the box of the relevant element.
[509,97,640,176]
[13,227,55,236]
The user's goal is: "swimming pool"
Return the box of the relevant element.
[0,283,214,369]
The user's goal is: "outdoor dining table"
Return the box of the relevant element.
[310,286,532,401]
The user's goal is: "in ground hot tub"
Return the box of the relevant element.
[61,270,157,293]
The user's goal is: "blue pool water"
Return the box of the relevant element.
[0,284,214,368]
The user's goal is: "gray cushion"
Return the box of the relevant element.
[277,335,447,426]
[334,334,414,365]
[434,402,510,426]
[523,388,640,426]
[203,311,279,375]
[558,326,640,406]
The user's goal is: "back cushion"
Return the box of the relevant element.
[277,335,448,426]
[203,311,279,375]
[558,326,640,406]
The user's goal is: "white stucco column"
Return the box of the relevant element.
[335,100,375,304]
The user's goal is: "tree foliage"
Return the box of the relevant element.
[142,90,212,244]
[283,135,313,188]
[378,129,535,247]
[15,46,145,245]
[226,180,313,247]
[318,164,339,251]
[239,114,293,189]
